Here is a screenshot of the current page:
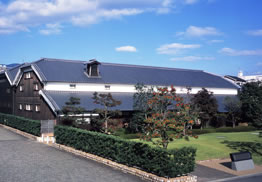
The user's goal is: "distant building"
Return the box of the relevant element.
[0,65,7,72]
[224,75,246,86]
[0,58,239,122]
[238,71,262,83]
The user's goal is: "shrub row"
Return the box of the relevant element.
[192,126,257,135]
[0,113,41,136]
[55,125,196,178]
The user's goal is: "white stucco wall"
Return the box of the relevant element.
[44,82,238,95]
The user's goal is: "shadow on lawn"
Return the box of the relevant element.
[221,140,262,156]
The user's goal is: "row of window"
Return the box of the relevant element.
[19,104,40,112]
[19,83,39,92]
[69,84,111,90]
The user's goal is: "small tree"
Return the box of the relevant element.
[239,82,262,128]
[224,96,242,128]
[92,92,122,133]
[191,88,218,129]
[130,83,153,133]
[142,86,197,149]
[61,97,85,126]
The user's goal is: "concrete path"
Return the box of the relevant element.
[0,126,145,182]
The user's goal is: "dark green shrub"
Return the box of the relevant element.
[55,125,196,178]
[0,113,41,136]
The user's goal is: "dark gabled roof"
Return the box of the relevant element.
[34,58,238,89]
[5,64,23,84]
[42,90,234,113]
[225,75,246,82]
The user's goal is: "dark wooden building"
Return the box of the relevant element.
[0,58,239,121]
[0,73,13,114]
[0,64,55,120]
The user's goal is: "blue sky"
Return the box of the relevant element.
[0,0,262,76]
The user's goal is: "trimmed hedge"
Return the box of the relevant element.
[0,113,41,136]
[192,126,257,135]
[55,125,196,178]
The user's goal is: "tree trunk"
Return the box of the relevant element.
[232,115,235,128]
[105,119,108,133]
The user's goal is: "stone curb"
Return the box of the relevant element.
[0,124,197,182]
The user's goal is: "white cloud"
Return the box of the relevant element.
[171,56,215,62]
[0,0,205,34]
[1,0,196,34]
[247,29,262,36]
[71,8,143,26]
[0,17,29,34]
[157,43,201,55]
[115,46,137,52]
[219,47,262,56]
[207,39,224,44]
[177,26,222,37]
[39,23,62,35]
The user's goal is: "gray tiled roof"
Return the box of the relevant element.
[34,58,238,89]
[42,90,233,112]
[42,91,134,111]
[5,64,22,83]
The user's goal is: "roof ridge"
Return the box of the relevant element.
[101,62,203,72]
[39,57,87,64]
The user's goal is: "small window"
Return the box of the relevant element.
[70,84,76,89]
[19,104,23,110]
[35,105,40,112]
[25,72,31,79]
[19,85,23,92]
[25,104,31,111]
[105,85,110,90]
[34,83,39,91]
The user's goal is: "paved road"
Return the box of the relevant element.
[212,173,262,182]
[0,126,145,182]
[191,163,235,182]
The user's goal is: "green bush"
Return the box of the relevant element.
[0,113,41,136]
[55,125,196,178]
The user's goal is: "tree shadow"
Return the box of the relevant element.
[221,140,262,156]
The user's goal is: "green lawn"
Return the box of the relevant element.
[133,131,262,165]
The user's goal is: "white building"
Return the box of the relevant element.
[238,71,262,83]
